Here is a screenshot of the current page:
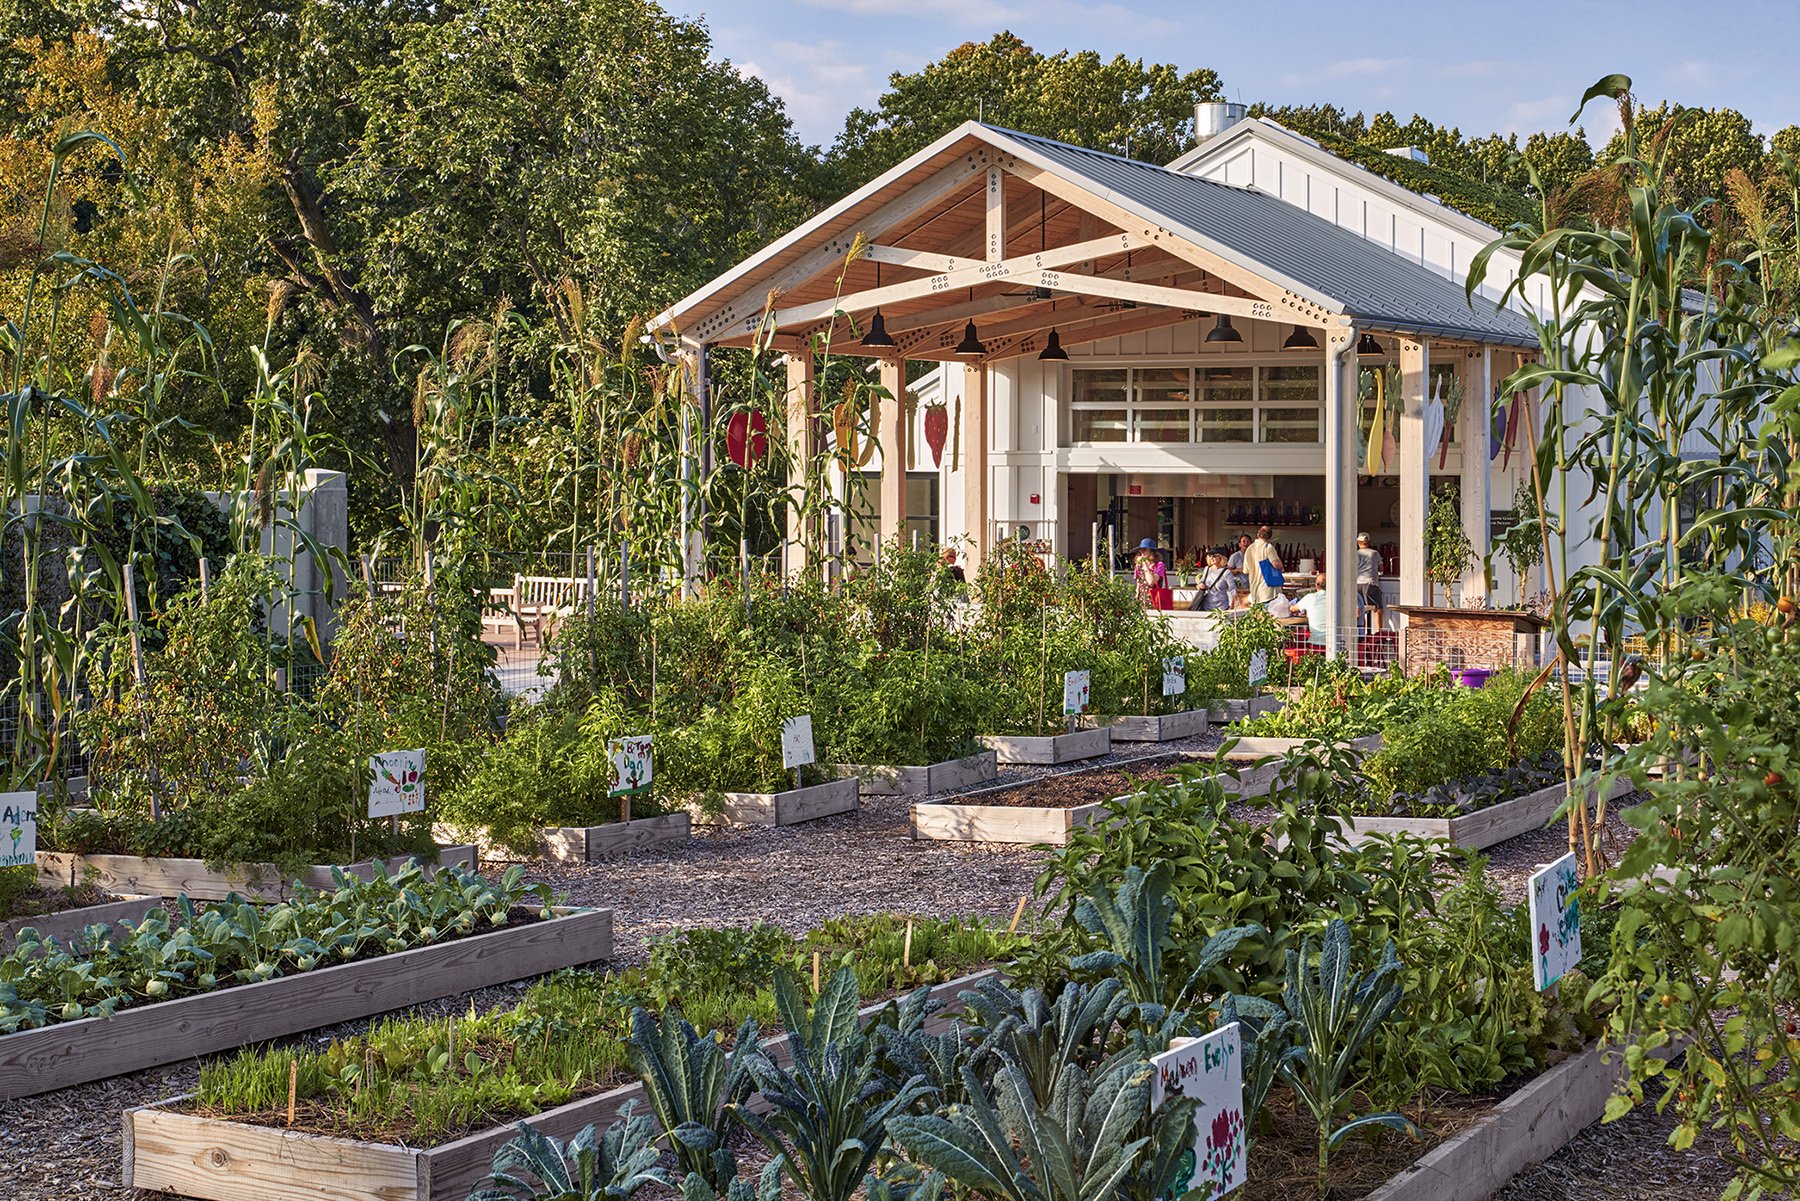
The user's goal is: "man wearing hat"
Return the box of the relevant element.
[1355,532,1385,631]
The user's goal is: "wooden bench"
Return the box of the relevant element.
[489,575,589,649]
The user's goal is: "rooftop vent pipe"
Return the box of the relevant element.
[1194,101,1247,142]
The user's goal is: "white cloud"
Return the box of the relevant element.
[1500,94,1573,135]
[1279,56,1406,89]
[796,0,1023,20]
[1438,59,1507,80]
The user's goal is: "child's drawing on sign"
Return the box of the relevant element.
[780,715,816,770]
[1150,1023,1246,1200]
[1162,655,1186,698]
[368,748,427,819]
[1062,669,1091,716]
[608,735,653,796]
[0,791,36,868]
[1528,852,1581,991]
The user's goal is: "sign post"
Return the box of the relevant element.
[781,715,816,792]
[1162,655,1186,698]
[1062,669,1090,734]
[1528,852,1581,992]
[1247,648,1268,689]
[608,735,653,823]
[1151,1023,1247,1200]
[0,791,37,868]
[368,749,427,820]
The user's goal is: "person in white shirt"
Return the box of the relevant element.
[1294,572,1331,641]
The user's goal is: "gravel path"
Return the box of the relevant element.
[0,735,1734,1201]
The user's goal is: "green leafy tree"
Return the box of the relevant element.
[826,32,1222,187]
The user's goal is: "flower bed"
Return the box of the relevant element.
[34,844,478,902]
[0,861,608,1100]
[124,915,1015,1201]
[914,756,1179,844]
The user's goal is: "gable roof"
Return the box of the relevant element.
[654,121,1536,349]
[994,126,1534,346]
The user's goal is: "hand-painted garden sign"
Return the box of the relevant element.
[1162,655,1186,698]
[0,791,37,868]
[1528,852,1581,990]
[780,716,816,770]
[608,735,653,797]
[1062,669,1091,716]
[368,749,426,819]
[1247,649,1268,687]
[1151,1023,1247,1200]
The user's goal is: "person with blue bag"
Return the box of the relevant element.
[1246,525,1284,605]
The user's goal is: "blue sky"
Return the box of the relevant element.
[690,0,1799,154]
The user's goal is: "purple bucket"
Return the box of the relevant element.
[1455,667,1492,689]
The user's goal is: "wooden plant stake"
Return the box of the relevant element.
[902,919,914,970]
[1009,894,1029,935]
[286,1058,298,1127]
[812,950,822,996]
[197,555,211,602]
[619,792,631,825]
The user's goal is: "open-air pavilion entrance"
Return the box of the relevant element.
[651,121,1538,656]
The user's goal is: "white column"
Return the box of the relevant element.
[678,348,702,596]
[1460,347,1493,605]
[877,357,906,547]
[962,363,989,574]
[1397,337,1431,608]
[783,353,817,578]
[1323,322,1359,656]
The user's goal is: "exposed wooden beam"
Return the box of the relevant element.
[985,166,1005,261]
[766,232,1156,329]
[980,304,1204,362]
[1002,161,1340,329]
[682,157,990,342]
[1034,269,1278,321]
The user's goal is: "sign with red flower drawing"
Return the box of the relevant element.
[1062,669,1091,716]
[1528,852,1581,991]
[368,748,427,819]
[1151,1022,1246,1199]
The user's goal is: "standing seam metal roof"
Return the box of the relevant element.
[988,125,1537,347]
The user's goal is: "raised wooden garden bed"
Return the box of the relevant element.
[34,845,480,903]
[1204,694,1282,723]
[913,756,1178,845]
[1222,732,1383,759]
[0,905,612,1102]
[1334,776,1634,851]
[979,726,1111,765]
[123,966,999,1201]
[1364,1043,1623,1201]
[542,813,691,861]
[1093,709,1208,742]
[0,894,160,953]
[710,777,860,826]
[831,751,998,796]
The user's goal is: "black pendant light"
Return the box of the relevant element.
[1357,332,1385,356]
[954,320,987,357]
[860,261,896,348]
[1204,314,1241,343]
[1038,329,1069,361]
[1282,325,1319,351]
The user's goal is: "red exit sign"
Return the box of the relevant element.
[1128,484,1143,495]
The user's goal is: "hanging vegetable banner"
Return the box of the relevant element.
[832,398,876,468]
[1501,391,1527,469]
[725,410,769,468]
[924,402,949,467]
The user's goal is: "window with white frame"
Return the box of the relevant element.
[1064,365,1322,446]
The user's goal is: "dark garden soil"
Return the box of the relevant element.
[0,880,117,922]
[1243,1086,1501,1200]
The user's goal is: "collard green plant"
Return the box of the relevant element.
[883,1054,1194,1201]
[959,976,1127,1107]
[469,1106,667,1201]
[625,1007,756,1191]
[1069,860,1257,1022]
[731,965,931,1201]
[1275,919,1417,1199]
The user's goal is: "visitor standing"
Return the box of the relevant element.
[1191,547,1235,611]
[1246,525,1284,605]
[1132,538,1166,605]
[1356,532,1384,631]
